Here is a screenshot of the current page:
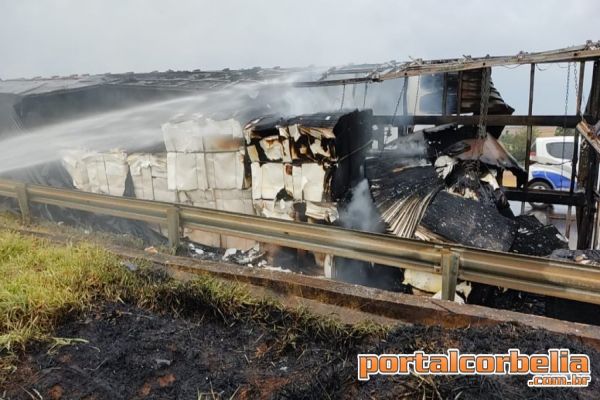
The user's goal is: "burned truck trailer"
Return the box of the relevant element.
[1,43,600,322]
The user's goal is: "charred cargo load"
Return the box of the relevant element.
[243,110,373,223]
[243,110,373,269]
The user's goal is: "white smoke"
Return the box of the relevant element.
[339,179,384,233]
[0,76,340,175]
[0,70,424,175]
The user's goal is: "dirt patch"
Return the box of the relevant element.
[2,301,599,400]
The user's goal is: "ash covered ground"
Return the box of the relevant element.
[4,301,598,400]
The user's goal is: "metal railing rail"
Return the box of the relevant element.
[2,178,600,305]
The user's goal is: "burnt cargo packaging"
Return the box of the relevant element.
[243,109,373,204]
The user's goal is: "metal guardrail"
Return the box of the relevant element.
[2,178,600,306]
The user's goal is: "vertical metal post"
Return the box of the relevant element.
[566,62,586,239]
[441,251,459,301]
[14,182,30,224]
[402,77,408,135]
[593,200,600,250]
[442,73,448,116]
[521,64,536,214]
[456,71,463,116]
[166,207,180,250]
[577,60,600,249]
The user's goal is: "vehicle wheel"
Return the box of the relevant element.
[528,180,551,209]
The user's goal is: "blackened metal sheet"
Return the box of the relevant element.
[510,215,568,256]
[421,190,517,252]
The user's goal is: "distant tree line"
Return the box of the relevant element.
[499,127,540,163]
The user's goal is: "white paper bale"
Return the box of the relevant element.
[167,153,208,191]
[127,154,177,203]
[202,118,244,151]
[301,164,326,202]
[260,163,285,200]
[216,195,254,216]
[83,151,129,196]
[205,151,245,190]
[162,119,204,153]
[61,150,90,191]
[292,165,303,201]
[152,177,178,203]
[250,162,262,200]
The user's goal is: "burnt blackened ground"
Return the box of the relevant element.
[3,302,599,400]
[363,324,600,400]
[3,302,359,400]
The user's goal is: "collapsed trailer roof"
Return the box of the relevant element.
[0,67,303,96]
[0,67,310,135]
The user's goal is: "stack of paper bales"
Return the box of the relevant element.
[62,150,91,192]
[243,110,373,270]
[62,150,129,197]
[162,115,255,250]
[243,110,372,224]
[127,154,177,203]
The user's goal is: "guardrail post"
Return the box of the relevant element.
[441,251,460,301]
[166,206,180,251]
[14,182,30,224]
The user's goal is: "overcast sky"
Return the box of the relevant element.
[0,0,598,113]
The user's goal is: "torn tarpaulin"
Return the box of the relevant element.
[366,151,561,254]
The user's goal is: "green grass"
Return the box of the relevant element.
[0,225,387,384]
[0,229,137,351]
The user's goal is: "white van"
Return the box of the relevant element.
[528,136,574,192]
